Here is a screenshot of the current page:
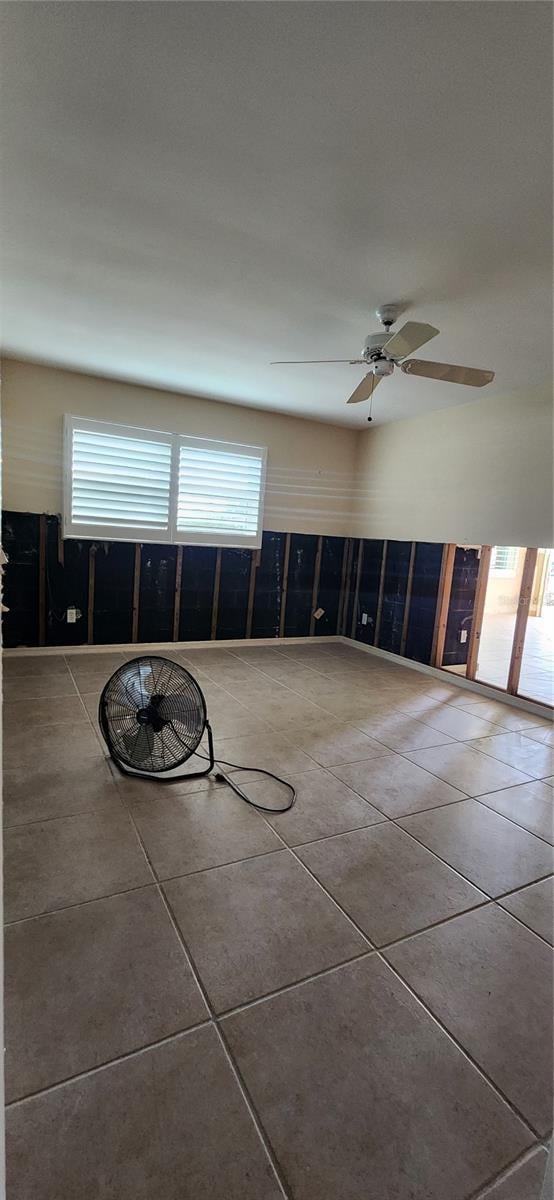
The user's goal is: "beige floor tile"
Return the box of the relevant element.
[281,720,392,767]
[129,785,281,879]
[452,699,552,733]
[4,756,119,827]
[223,956,532,1200]
[407,704,504,741]
[5,886,207,1100]
[399,800,554,896]
[477,1148,549,1200]
[6,1027,282,1200]
[523,724,554,746]
[4,809,152,922]
[298,823,485,945]
[3,694,88,730]
[241,768,386,845]
[213,731,319,775]
[477,781,553,844]
[386,905,553,1133]
[499,877,554,945]
[3,673,78,700]
[165,850,367,1011]
[354,711,454,751]
[4,720,103,772]
[406,743,532,795]
[468,732,554,778]
[331,754,467,818]
[3,654,68,678]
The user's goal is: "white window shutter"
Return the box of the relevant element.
[64,416,173,541]
[176,436,266,548]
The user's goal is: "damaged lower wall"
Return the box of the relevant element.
[1,513,352,650]
[2,513,450,674]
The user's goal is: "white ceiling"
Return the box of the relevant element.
[1,2,552,427]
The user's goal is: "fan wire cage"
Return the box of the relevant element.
[99,656,212,777]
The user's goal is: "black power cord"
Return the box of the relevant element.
[211,758,293,816]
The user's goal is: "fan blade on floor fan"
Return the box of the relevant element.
[401,359,495,386]
[122,724,155,766]
[346,373,381,405]
[382,321,439,360]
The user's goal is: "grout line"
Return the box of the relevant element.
[493,898,554,949]
[5,1020,213,1108]
[373,899,494,954]
[472,791,554,846]
[465,1141,547,1200]
[379,952,543,1140]
[217,950,374,1020]
[3,880,157,928]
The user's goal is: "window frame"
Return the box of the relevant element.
[490,546,519,577]
[63,415,267,549]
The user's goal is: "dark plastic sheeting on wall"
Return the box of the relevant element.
[443,546,480,667]
[138,545,177,644]
[216,549,251,640]
[251,532,285,638]
[45,517,90,647]
[378,540,412,655]
[93,542,135,646]
[342,539,359,638]
[1,511,40,648]
[179,546,216,641]
[284,534,317,637]
[315,536,346,636]
[405,542,444,664]
[354,539,385,644]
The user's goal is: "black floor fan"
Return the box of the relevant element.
[99,655,295,812]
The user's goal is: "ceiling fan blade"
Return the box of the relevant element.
[346,373,381,405]
[401,359,495,387]
[382,321,439,360]
[270,359,364,365]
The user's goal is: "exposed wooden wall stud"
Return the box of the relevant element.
[350,539,364,638]
[399,541,417,656]
[507,547,538,695]
[210,548,222,639]
[279,533,291,637]
[373,539,388,646]
[309,536,323,636]
[131,544,141,642]
[245,549,260,639]
[431,543,457,667]
[466,545,492,679]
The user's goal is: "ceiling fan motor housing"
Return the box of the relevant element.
[362,332,389,360]
[373,358,395,377]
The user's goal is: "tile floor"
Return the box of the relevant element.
[3,641,553,1199]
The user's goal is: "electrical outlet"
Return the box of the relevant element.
[459,628,468,644]
[361,612,368,626]
[66,606,81,624]
[312,607,325,620]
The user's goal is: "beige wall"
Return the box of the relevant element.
[2,359,552,550]
[1,359,358,536]
[354,386,553,548]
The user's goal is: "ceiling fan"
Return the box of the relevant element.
[271,304,495,408]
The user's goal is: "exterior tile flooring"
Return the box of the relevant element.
[3,641,553,1199]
